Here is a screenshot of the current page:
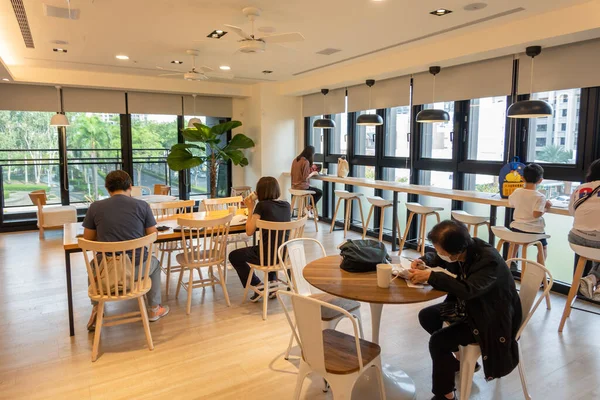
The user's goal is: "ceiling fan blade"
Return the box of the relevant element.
[198,65,214,73]
[261,32,304,44]
[224,24,252,40]
[156,66,184,73]
[158,73,182,77]
[205,71,234,80]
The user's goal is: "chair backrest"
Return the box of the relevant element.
[203,196,243,211]
[278,238,326,296]
[178,214,232,266]
[150,200,195,220]
[78,233,158,299]
[131,186,151,197]
[153,184,171,195]
[278,291,363,376]
[231,186,252,198]
[29,190,47,206]
[256,217,307,267]
[507,258,554,340]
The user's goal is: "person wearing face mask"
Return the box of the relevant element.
[407,220,522,400]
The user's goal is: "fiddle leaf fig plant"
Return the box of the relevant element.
[167,120,254,198]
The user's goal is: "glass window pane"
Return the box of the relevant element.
[0,111,60,215]
[355,110,377,156]
[381,168,410,236]
[418,170,453,235]
[65,113,122,207]
[329,113,348,155]
[463,173,504,244]
[352,165,375,230]
[420,102,454,159]
[527,89,580,164]
[307,116,324,154]
[384,106,410,157]
[467,97,507,161]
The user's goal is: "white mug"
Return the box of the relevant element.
[322,168,328,175]
[376,264,393,288]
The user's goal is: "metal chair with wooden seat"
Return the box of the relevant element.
[153,184,171,195]
[278,238,364,360]
[78,233,158,362]
[149,200,195,297]
[175,214,233,314]
[399,202,444,255]
[278,291,386,400]
[243,217,307,320]
[289,188,319,232]
[330,190,365,238]
[362,196,402,242]
[451,210,490,238]
[28,190,77,239]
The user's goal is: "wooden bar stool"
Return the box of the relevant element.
[362,196,402,242]
[559,244,600,332]
[399,203,443,255]
[330,190,365,238]
[231,186,252,198]
[492,226,552,310]
[451,210,490,238]
[289,189,319,232]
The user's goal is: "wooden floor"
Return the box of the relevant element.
[0,223,599,400]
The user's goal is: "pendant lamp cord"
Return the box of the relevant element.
[432,74,436,104]
[530,57,535,95]
[193,94,197,115]
[368,85,372,110]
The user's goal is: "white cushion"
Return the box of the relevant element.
[406,202,443,214]
[41,206,77,227]
[335,190,363,199]
[289,189,316,196]
[367,196,392,207]
[451,210,489,225]
[491,226,550,244]
[569,243,600,262]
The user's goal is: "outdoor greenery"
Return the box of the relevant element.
[537,144,574,164]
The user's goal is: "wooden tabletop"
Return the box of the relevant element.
[63,209,248,251]
[303,255,446,305]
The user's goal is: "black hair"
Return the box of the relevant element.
[256,176,281,201]
[105,170,132,193]
[296,146,315,166]
[427,220,472,255]
[523,163,544,184]
[586,159,600,182]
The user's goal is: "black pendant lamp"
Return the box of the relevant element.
[507,46,552,118]
[313,89,336,129]
[416,66,450,123]
[356,80,383,126]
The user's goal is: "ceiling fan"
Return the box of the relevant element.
[156,50,234,81]
[225,6,305,54]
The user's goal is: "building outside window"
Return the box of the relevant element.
[467,96,506,161]
[420,102,454,159]
[307,115,324,154]
[355,110,377,156]
[384,106,410,158]
[329,113,348,155]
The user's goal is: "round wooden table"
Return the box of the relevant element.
[303,255,446,400]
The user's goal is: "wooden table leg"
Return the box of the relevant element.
[392,191,399,252]
[559,256,587,332]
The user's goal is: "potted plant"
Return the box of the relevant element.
[167,120,255,198]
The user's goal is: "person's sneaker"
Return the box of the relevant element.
[431,392,456,400]
[250,292,262,302]
[579,276,595,298]
[87,305,98,331]
[148,305,170,322]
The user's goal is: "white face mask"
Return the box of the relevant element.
[438,253,454,263]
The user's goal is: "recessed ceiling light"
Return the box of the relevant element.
[2,78,9,81]
[53,48,67,53]
[464,2,487,11]
[430,8,452,16]
[216,30,223,34]
[207,30,227,39]
[171,60,183,64]
[219,65,231,71]
[115,55,129,60]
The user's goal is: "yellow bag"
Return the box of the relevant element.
[337,157,349,178]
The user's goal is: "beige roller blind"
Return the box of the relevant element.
[518,39,600,94]
[413,56,513,105]
[347,76,410,112]
[0,84,58,112]
[127,92,183,115]
[302,88,345,116]
[63,88,126,114]
[183,95,232,117]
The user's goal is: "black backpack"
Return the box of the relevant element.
[339,239,391,273]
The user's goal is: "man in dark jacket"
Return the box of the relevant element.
[408,220,522,400]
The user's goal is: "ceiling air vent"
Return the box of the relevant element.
[43,4,80,20]
[10,0,34,48]
[316,48,341,56]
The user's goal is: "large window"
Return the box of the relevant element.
[527,89,581,164]
[381,168,410,237]
[0,111,60,215]
[66,113,121,206]
[420,102,454,159]
[384,106,410,158]
[418,170,453,236]
[307,115,324,154]
[354,110,377,156]
[329,113,348,155]
[352,165,375,230]
[467,96,507,161]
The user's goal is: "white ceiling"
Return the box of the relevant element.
[0,0,591,87]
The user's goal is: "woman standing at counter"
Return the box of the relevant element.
[290,146,322,215]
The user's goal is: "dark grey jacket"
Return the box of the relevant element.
[422,238,522,380]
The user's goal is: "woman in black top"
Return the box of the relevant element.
[228,176,291,301]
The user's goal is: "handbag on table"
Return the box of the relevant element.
[339,239,391,273]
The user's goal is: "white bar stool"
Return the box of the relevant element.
[492,226,552,310]
[330,190,365,238]
[559,244,600,332]
[362,196,402,242]
[451,210,490,238]
[289,189,319,232]
[231,186,252,198]
[399,202,444,255]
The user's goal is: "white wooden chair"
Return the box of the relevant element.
[131,186,151,197]
[28,190,77,239]
[175,213,233,314]
[278,238,364,360]
[457,258,553,400]
[78,233,158,362]
[203,196,251,250]
[278,291,386,400]
[243,217,307,320]
[149,200,195,296]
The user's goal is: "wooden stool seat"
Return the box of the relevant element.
[399,202,443,255]
[559,243,600,332]
[335,190,363,199]
[366,196,392,208]
[452,210,490,238]
[290,189,316,196]
[330,191,365,238]
[322,329,381,375]
[362,196,402,243]
[406,202,443,214]
[289,189,319,232]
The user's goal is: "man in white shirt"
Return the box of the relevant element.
[508,163,552,259]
